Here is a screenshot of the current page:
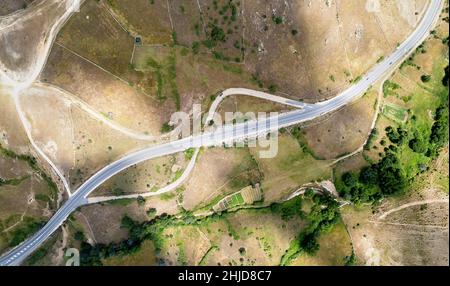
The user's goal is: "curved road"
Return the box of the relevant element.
[205,87,308,123]
[0,0,443,266]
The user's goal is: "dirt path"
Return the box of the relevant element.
[35,82,157,141]
[0,0,83,197]
[377,199,449,220]
[85,148,200,204]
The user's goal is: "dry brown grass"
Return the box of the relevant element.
[334,153,370,178]
[77,202,147,244]
[169,0,203,46]
[182,147,259,210]
[0,92,29,151]
[56,0,134,79]
[95,151,188,196]
[302,89,378,160]
[0,157,57,253]
[77,192,180,245]
[158,208,305,266]
[105,0,172,44]
[0,0,33,16]
[342,184,449,266]
[19,85,153,189]
[40,45,164,134]
[0,0,68,82]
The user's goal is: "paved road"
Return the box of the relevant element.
[205,87,308,123]
[0,0,443,266]
[86,148,200,205]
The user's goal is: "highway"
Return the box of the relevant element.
[0,0,443,266]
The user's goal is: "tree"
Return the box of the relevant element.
[376,153,407,195]
[359,166,378,186]
[272,15,283,25]
[342,172,358,187]
[210,26,226,43]
[299,231,319,255]
[137,196,146,206]
[409,137,427,153]
[386,126,408,145]
[160,122,174,133]
[421,74,431,83]
[74,231,85,241]
[121,215,135,230]
[442,65,449,86]
[344,252,357,266]
[268,84,278,93]
[191,41,200,54]
[146,208,157,217]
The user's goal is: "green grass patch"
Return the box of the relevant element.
[382,103,408,122]
[383,80,401,97]
[106,198,135,206]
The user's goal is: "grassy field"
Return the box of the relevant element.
[105,0,172,44]
[382,103,408,123]
[133,46,181,109]
[0,144,58,253]
[222,193,245,209]
[183,147,262,210]
[102,240,157,266]
[288,220,353,266]
[336,10,449,265]
[250,134,332,202]
[73,191,352,266]
[156,207,305,266]
[302,89,378,159]
[363,20,449,168]
[56,0,135,80]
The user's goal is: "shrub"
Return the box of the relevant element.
[271,15,283,24]
[420,74,431,83]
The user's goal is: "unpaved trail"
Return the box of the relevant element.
[86,148,200,204]
[0,0,81,87]
[0,0,82,196]
[34,82,157,142]
[377,199,449,220]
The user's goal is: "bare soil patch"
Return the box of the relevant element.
[0,91,29,151]
[0,0,68,82]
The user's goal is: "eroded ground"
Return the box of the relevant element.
[0,0,447,267]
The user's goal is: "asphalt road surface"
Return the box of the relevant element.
[0,0,443,266]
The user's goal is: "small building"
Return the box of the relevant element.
[134,36,142,46]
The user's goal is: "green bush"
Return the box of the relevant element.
[272,15,283,25]
[420,74,431,83]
